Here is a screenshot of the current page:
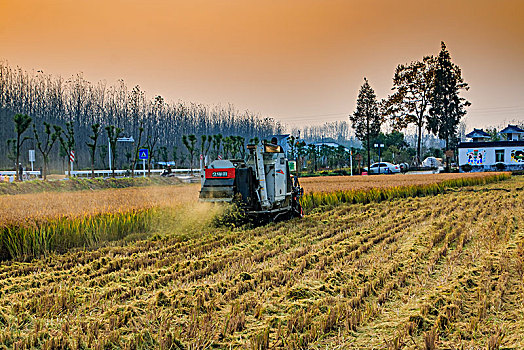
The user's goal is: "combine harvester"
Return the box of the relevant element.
[199,142,304,221]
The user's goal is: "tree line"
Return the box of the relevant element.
[350,42,470,170]
[2,42,472,177]
[0,60,283,173]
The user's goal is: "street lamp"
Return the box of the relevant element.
[109,136,134,171]
[374,143,384,174]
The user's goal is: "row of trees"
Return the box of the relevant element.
[0,60,283,172]
[9,109,265,179]
[2,42,471,177]
[350,42,470,170]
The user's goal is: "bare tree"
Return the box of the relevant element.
[0,62,284,172]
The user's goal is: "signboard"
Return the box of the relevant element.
[29,150,35,162]
[205,168,235,179]
[139,149,149,160]
[466,149,485,165]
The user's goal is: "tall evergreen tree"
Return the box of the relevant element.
[383,56,436,165]
[349,78,382,172]
[427,42,470,168]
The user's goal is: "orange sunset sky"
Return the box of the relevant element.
[1,0,523,129]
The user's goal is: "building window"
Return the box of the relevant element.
[495,149,505,163]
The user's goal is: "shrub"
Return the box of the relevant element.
[461,164,472,172]
[495,162,506,171]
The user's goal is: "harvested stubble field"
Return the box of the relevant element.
[0,174,522,349]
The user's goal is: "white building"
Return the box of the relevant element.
[458,125,524,171]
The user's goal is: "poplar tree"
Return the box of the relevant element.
[33,122,59,180]
[57,121,75,177]
[12,114,33,180]
[86,123,101,178]
[130,123,144,177]
[105,125,123,177]
[182,134,197,173]
[349,78,382,172]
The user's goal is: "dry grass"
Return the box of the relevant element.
[0,176,522,348]
[300,172,509,193]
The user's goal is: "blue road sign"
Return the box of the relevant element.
[138,149,149,160]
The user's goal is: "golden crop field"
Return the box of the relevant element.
[0,184,200,226]
[0,175,522,349]
[0,184,203,261]
[299,172,508,193]
[0,173,510,261]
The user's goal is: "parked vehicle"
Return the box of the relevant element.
[367,162,400,174]
[422,157,442,168]
[399,162,409,173]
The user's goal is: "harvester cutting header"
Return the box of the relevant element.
[199,141,303,221]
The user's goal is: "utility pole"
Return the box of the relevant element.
[350,149,353,176]
[374,143,384,174]
[108,136,134,172]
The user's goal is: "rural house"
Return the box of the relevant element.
[458,124,524,171]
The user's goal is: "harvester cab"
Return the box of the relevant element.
[199,142,303,220]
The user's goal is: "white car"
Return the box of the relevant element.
[367,162,400,174]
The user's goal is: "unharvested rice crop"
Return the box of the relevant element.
[0,177,522,349]
[300,172,510,212]
[299,172,509,193]
[0,184,202,260]
[0,184,200,225]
